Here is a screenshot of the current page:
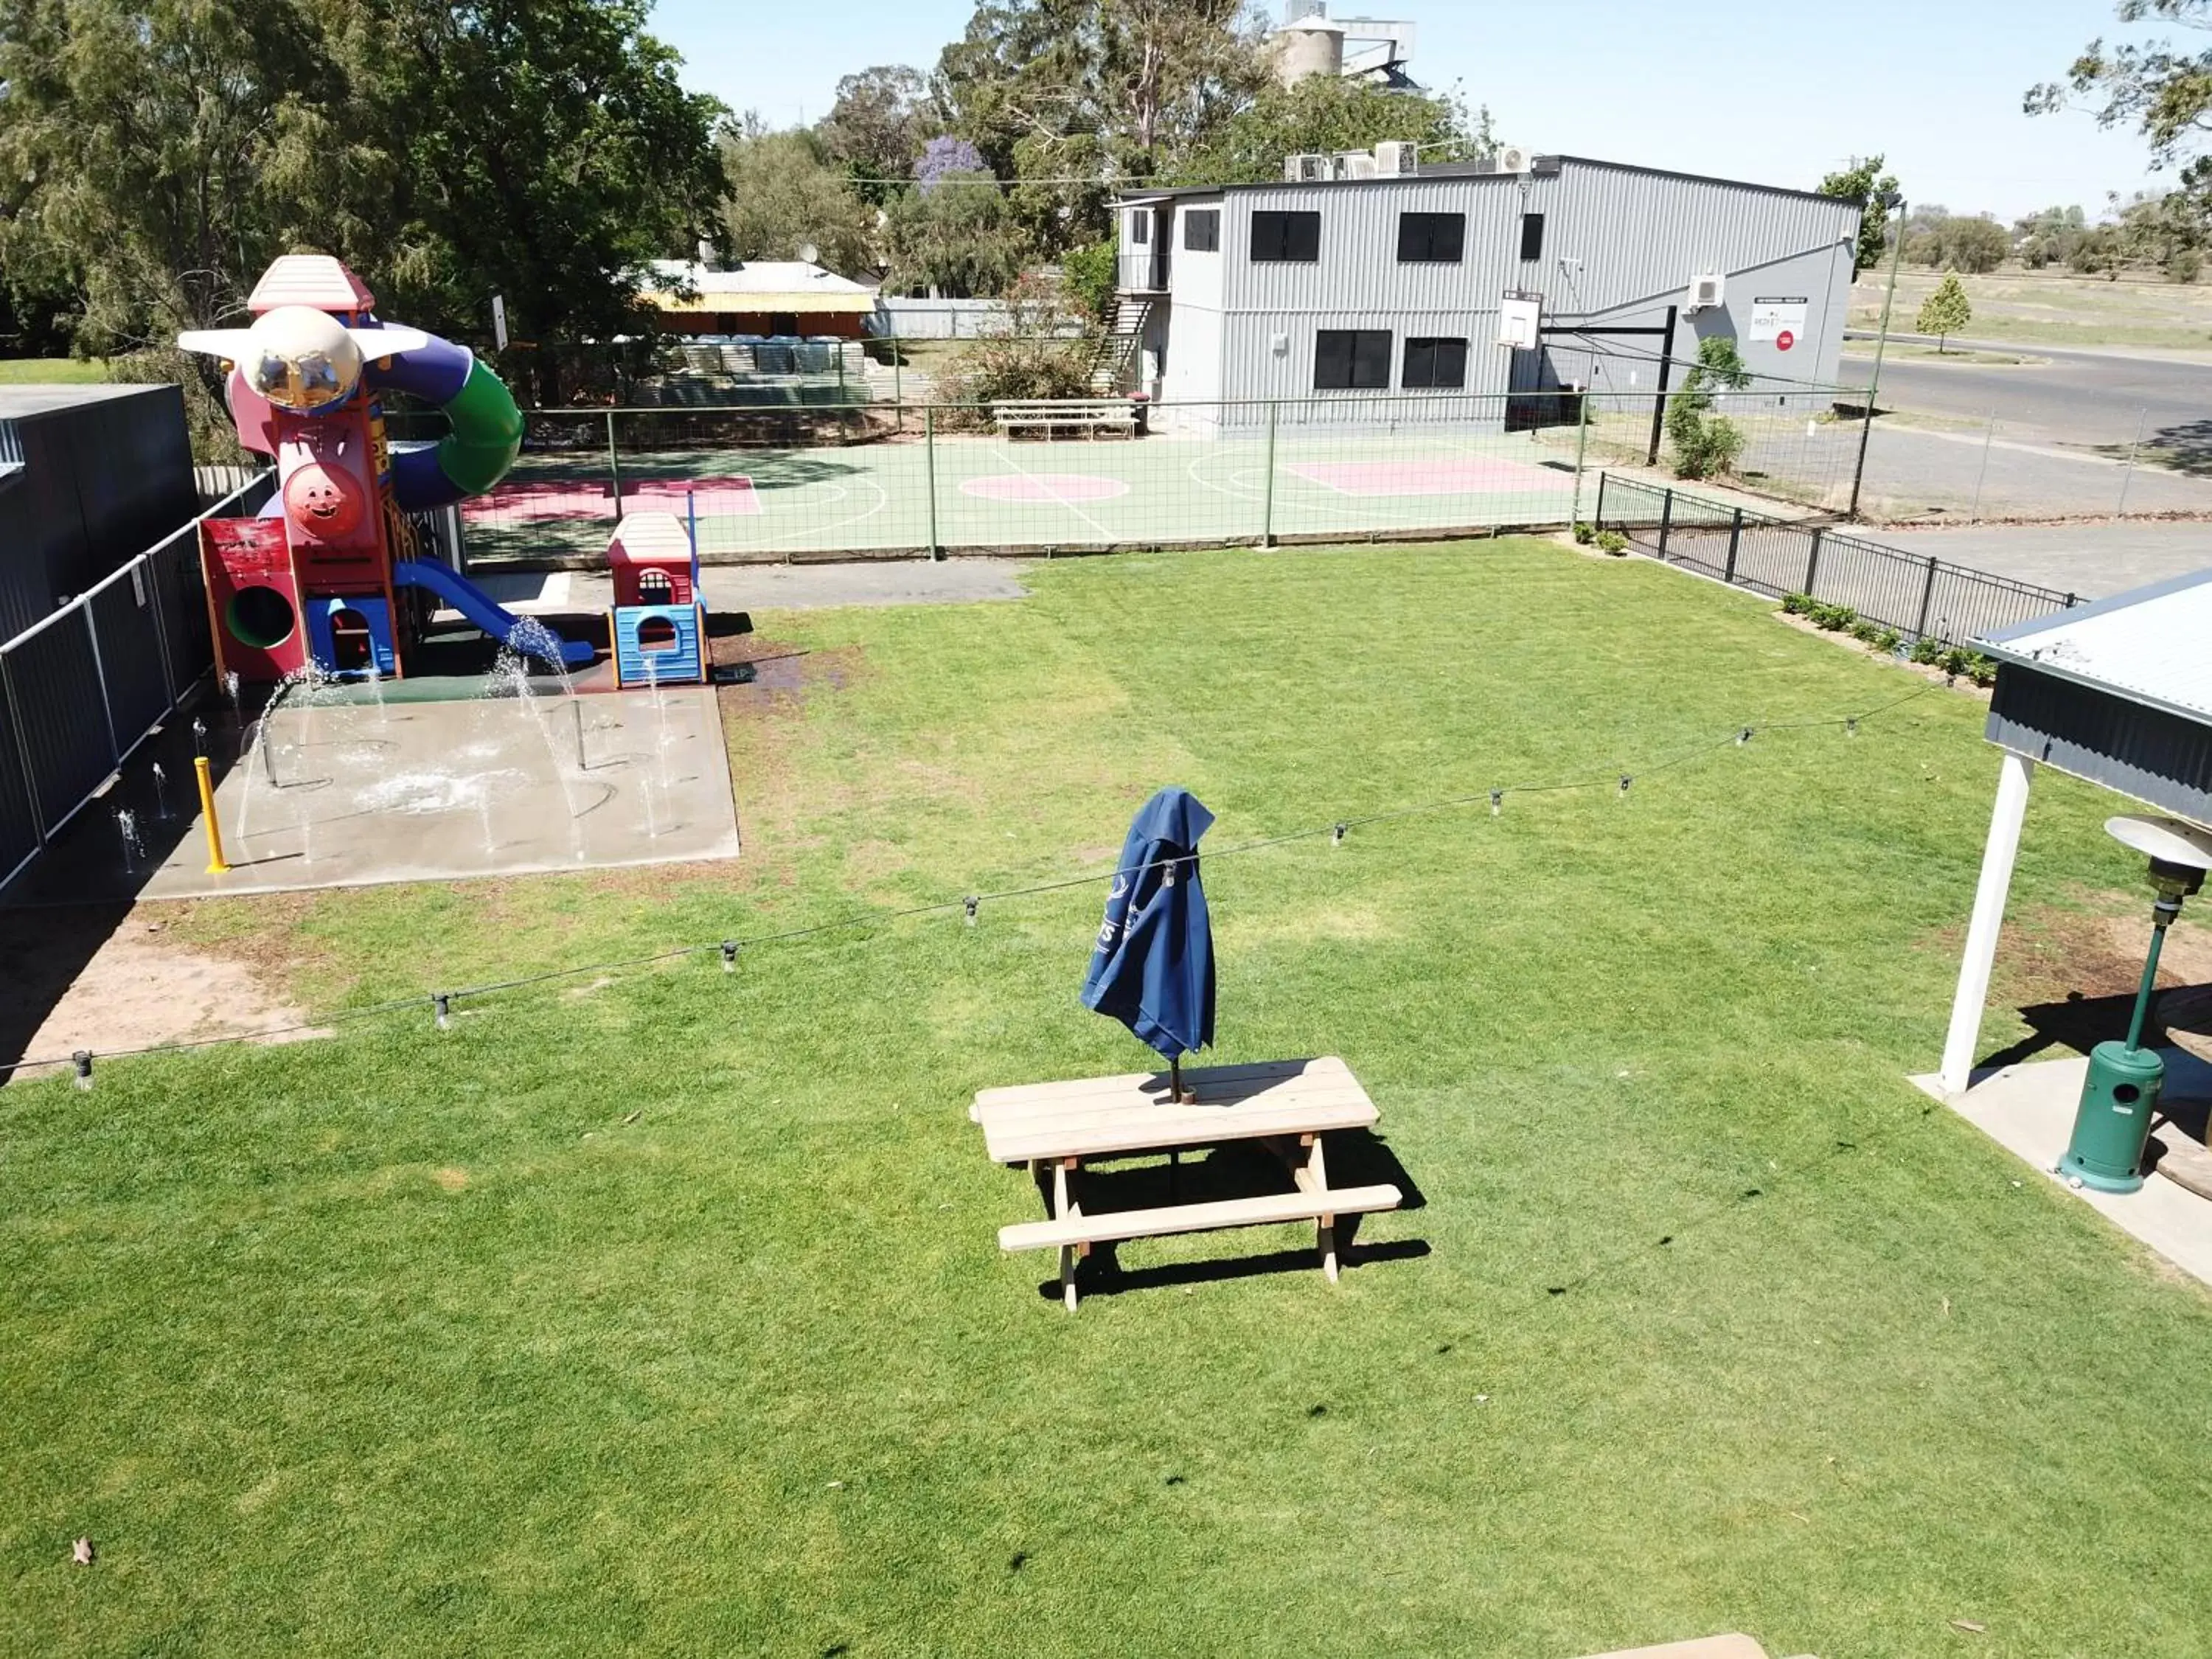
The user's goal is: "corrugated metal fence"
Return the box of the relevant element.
[0,470,274,888]
[1592,473,2081,646]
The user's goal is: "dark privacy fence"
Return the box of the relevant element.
[1591,474,2081,646]
[0,473,274,887]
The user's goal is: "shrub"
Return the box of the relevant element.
[1666,336,1752,480]
[1593,529,1628,555]
[1874,627,1902,653]
[1572,521,1596,545]
[931,274,1096,425]
[1060,237,1118,324]
[2169,247,2202,285]
[1909,635,1947,666]
[1848,618,1880,644]
[1805,599,1858,632]
[1781,591,1811,615]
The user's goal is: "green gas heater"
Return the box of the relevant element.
[2059,815,2212,1194]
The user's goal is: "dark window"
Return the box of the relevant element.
[1397,212,1465,262]
[1129,212,1149,245]
[1251,210,1321,262]
[768,311,799,337]
[1519,212,1545,261]
[1184,208,1220,251]
[1315,329,1394,390]
[1402,337,1469,389]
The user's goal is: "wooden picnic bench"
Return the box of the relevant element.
[971,1056,1401,1310]
[991,398,1139,439]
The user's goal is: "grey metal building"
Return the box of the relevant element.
[1109,151,1863,429]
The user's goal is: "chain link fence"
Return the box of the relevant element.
[441,386,1857,566]
[1591,473,2081,645]
[0,472,274,888]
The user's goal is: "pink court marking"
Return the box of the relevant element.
[462,476,760,521]
[1288,458,1558,497]
[959,473,1130,504]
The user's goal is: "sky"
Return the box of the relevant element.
[650,0,2174,220]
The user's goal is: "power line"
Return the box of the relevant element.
[11,684,1941,1079]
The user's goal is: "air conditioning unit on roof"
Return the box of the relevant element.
[1331,150,1377,180]
[1685,271,1725,312]
[1495,145,1532,174]
[1374,140,1419,176]
[1285,152,1330,183]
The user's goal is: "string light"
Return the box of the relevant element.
[13,685,1938,1079]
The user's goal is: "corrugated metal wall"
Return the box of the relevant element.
[1986,667,2212,828]
[1150,161,1859,408]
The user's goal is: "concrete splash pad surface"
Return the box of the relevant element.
[38,686,739,900]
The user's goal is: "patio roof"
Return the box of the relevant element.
[1976,567,2212,830]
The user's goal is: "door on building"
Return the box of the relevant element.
[1150,204,1173,292]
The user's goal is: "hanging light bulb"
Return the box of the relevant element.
[1332,821,1347,846]
[963,895,979,926]
[1490,789,1503,816]
[1618,774,1632,799]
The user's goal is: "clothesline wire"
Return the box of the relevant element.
[11,683,1941,1075]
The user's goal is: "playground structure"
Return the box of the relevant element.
[605,510,707,688]
[179,255,594,684]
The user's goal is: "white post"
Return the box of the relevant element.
[1938,751,2036,1093]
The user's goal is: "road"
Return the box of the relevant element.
[1840,336,2212,467]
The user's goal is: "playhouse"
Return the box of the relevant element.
[181,254,594,683]
[605,510,707,687]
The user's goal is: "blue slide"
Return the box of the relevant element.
[393,559,594,668]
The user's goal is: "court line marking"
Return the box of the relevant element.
[990,442,1116,540]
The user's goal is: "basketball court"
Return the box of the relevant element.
[459,422,1590,562]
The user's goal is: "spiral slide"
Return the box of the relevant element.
[369,335,591,667]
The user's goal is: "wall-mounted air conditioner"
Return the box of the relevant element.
[1495,145,1532,174]
[1685,271,1725,312]
[1373,140,1419,176]
[1285,153,1330,183]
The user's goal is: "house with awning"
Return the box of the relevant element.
[639,260,877,339]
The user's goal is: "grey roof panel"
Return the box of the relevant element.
[1976,565,2212,723]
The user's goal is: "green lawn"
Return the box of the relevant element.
[0,358,108,385]
[5,540,2209,1658]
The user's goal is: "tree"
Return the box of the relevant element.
[883,173,1026,296]
[820,66,936,204]
[0,0,726,411]
[1178,77,1489,185]
[721,122,880,275]
[1666,335,1751,480]
[1916,271,1973,350]
[933,0,1267,180]
[1818,155,1900,275]
[2014,204,2087,267]
[1938,216,2010,274]
[2028,2,2212,186]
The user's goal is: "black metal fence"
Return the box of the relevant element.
[1591,474,2080,645]
[0,472,273,888]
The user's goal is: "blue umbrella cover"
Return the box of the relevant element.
[1080,787,1216,1067]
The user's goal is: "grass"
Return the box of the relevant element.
[6,539,2211,1657]
[1840,343,2046,366]
[1850,268,2212,350]
[0,358,109,386]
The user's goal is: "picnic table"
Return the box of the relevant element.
[971,1056,1401,1310]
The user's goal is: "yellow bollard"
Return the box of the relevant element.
[194,755,229,874]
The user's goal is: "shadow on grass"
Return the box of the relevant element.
[1978,980,2212,1074]
[1023,1130,1431,1305]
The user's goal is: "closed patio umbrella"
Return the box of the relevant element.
[1080,786,1215,1102]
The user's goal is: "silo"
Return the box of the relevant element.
[1271,15,1346,86]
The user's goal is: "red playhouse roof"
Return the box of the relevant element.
[248,256,376,315]
[607,511,694,569]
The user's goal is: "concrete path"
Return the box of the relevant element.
[1850,521,2212,599]
[466,558,1031,617]
[1914,1049,2212,1290]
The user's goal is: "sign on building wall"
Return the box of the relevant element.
[1748,296,1809,352]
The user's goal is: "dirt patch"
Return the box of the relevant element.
[0,906,325,1079]
[432,1166,470,1192]
[1995,897,2212,1009]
